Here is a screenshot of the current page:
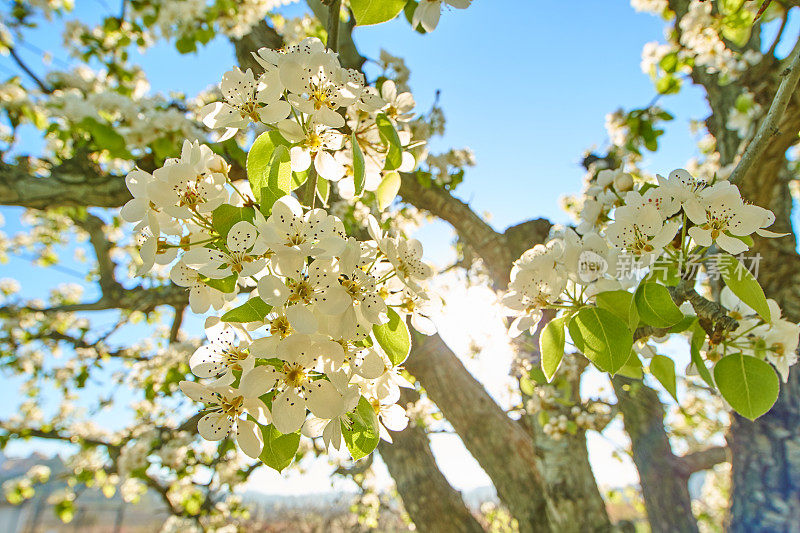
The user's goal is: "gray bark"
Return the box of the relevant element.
[612,377,698,533]
[406,332,553,532]
[379,389,486,533]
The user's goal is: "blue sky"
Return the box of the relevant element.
[1,1,795,496]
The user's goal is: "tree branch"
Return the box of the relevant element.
[8,47,51,93]
[71,212,120,292]
[398,174,513,285]
[0,158,131,209]
[633,280,738,341]
[676,445,730,477]
[730,34,800,184]
[325,0,342,52]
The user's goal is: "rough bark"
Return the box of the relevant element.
[525,419,612,532]
[727,167,800,532]
[379,389,486,533]
[612,377,699,533]
[518,318,611,533]
[405,331,553,532]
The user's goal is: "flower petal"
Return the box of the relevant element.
[236,418,264,459]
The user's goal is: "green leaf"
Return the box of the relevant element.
[617,352,644,380]
[316,175,330,205]
[643,259,680,286]
[718,254,771,323]
[350,0,407,26]
[540,316,566,382]
[568,307,633,374]
[376,171,401,210]
[658,52,679,74]
[634,282,684,328]
[211,205,255,239]
[267,145,293,194]
[690,322,714,388]
[720,5,754,47]
[528,365,548,385]
[221,297,272,323]
[650,354,678,402]
[342,397,380,460]
[79,117,127,156]
[655,74,681,95]
[201,274,237,294]
[247,131,293,203]
[596,290,638,330]
[259,186,282,216]
[714,353,779,420]
[668,315,697,334]
[352,133,366,196]
[175,35,197,54]
[519,374,535,396]
[375,113,403,170]
[372,307,410,366]
[259,424,300,472]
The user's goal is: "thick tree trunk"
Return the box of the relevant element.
[526,421,612,532]
[406,332,553,532]
[612,377,699,533]
[379,389,486,533]
[728,171,800,532]
[517,326,611,533]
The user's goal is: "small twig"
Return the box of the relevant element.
[325,0,342,53]
[7,47,51,93]
[754,0,773,22]
[765,9,788,59]
[730,34,800,184]
[676,445,730,477]
[169,305,186,344]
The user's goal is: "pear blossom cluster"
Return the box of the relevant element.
[200,37,419,200]
[173,198,431,458]
[503,167,799,385]
[121,117,434,461]
[704,288,800,382]
[639,0,762,82]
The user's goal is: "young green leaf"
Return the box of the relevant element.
[596,289,638,330]
[689,322,714,388]
[375,113,403,170]
[316,176,330,205]
[714,353,779,420]
[200,274,237,294]
[634,282,684,328]
[668,315,697,334]
[247,131,279,201]
[540,316,566,381]
[376,171,401,210]
[350,0,407,26]
[259,424,300,472]
[351,132,366,196]
[372,307,411,366]
[267,144,293,195]
[259,186,282,216]
[650,354,678,402]
[568,307,633,374]
[221,297,272,323]
[342,396,380,460]
[718,254,771,323]
[519,374,536,396]
[211,205,255,239]
[617,352,644,380]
